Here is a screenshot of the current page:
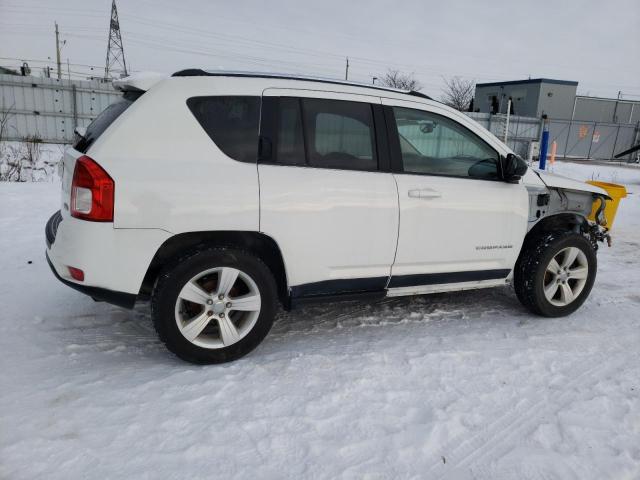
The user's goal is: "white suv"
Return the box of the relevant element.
[46,70,611,363]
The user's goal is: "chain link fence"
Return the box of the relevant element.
[467,112,640,162]
[548,119,640,162]
[465,112,541,158]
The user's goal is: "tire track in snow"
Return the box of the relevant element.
[428,351,626,479]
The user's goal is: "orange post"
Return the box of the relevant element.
[549,141,557,164]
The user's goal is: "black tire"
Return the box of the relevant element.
[151,247,278,364]
[514,230,597,317]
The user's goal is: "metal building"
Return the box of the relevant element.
[474,78,579,118]
[474,78,640,124]
[572,95,639,123]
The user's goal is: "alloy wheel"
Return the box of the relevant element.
[174,267,261,348]
[543,247,589,307]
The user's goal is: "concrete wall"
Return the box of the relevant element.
[0,74,121,143]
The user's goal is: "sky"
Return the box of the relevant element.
[1,0,639,100]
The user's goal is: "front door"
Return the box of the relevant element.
[382,98,529,293]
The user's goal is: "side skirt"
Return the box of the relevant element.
[288,269,511,307]
[288,276,388,308]
[386,278,508,297]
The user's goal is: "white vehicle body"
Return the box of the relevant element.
[46,70,608,315]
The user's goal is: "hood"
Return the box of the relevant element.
[534,169,610,198]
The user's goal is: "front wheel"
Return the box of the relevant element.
[514,231,597,317]
[152,247,278,364]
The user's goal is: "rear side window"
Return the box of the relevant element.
[272,97,377,171]
[276,98,306,166]
[74,90,142,153]
[187,96,260,163]
[303,99,376,171]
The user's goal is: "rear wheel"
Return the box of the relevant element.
[152,247,277,364]
[514,231,597,317]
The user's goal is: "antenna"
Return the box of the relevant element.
[104,0,128,80]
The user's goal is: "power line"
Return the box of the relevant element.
[2,4,637,96]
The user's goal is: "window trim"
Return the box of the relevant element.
[384,105,505,182]
[259,96,390,174]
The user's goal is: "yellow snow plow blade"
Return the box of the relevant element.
[587,181,627,229]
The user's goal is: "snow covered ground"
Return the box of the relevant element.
[1,161,639,479]
[0,141,62,182]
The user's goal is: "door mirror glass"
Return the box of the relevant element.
[502,153,528,182]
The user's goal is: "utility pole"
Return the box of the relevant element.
[55,22,62,80]
[345,57,349,81]
[104,0,128,80]
[504,98,512,144]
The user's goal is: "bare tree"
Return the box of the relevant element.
[0,101,16,143]
[441,76,475,111]
[23,134,43,166]
[0,134,46,182]
[0,144,22,181]
[379,69,422,91]
[0,102,16,181]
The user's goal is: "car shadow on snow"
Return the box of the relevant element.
[271,286,528,336]
[46,286,530,366]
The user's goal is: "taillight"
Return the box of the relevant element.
[70,155,114,222]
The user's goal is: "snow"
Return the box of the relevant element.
[1,161,640,479]
[0,141,63,182]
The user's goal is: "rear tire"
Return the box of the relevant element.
[514,230,597,317]
[151,247,278,364]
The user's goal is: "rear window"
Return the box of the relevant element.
[74,90,143,153]
[187,96,260,163]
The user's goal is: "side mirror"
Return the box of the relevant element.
[502,153,528,183]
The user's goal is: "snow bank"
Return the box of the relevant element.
[0,161,639,479]
[0,141,64,182]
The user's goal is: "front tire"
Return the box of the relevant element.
[514,230,597,317]
[152,247,278,364]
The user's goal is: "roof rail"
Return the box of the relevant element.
[171,69,432,100]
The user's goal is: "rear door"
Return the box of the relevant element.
[382,98,529,294]
[258,89,399,298]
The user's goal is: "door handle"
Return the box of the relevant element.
[408,188,441,199]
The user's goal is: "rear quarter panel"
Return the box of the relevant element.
[86,77,262,234]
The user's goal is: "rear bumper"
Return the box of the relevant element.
[45,210,172,308]
[46,251,137,309]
